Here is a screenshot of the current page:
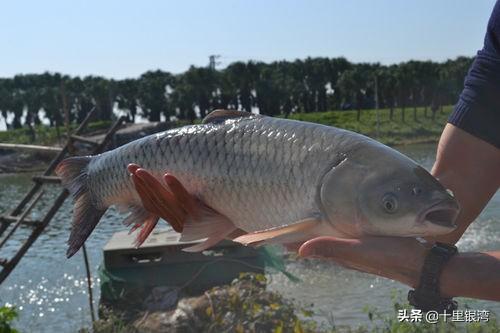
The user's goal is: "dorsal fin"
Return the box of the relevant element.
[202,109,257,124]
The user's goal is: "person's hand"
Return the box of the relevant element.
[298,236,431,288]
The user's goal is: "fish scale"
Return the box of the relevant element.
[88,116,342,232]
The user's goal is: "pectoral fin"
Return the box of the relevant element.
[180,203,238,252]
[120,205,160,247]
[127,164,239,251]
[128,164,186,232]
[134,215,160,247]
[233,218,322,247]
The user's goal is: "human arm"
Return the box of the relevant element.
[298,0,500,301]
[298,236,500,301]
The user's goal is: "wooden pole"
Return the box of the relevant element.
[0,190,69,284]
[0,191,44,249]
[82,244,96,323]
[0,143,62,154]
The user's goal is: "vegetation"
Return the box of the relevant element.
[360,291,499,333]
[0,120,111,146]
[196,273,318,333]
[81,273,498,333]
[0,306,19,333]
[0,57,470,138]
[0,105,452,147]
[288,105,453,146]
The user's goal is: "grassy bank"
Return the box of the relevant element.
[0,121,112,146]
[0,106,452,147]
[288,105,452,146]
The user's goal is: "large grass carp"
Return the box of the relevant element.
[57,110,459,257]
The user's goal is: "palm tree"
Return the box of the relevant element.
[223,61,259,112]
[181,66,218,118]
[378,66,398,120]
[327,57,352,110]
[254,63,283,116]
[138,70,173,122]
[116,79,139,122]
[337,66,369,121]
[84,76,116,121]
[394,63,413,122]
[0,56,475,129]
[169,76,196,123]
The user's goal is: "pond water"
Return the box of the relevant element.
[0,143,499,332]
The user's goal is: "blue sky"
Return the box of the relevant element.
[0,0,496,79]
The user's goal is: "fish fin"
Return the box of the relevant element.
[182,227,236,252]
[67,193,106,258]
[202,109,260,124]
[180,204,235,242]
[129,222,142,234]
[56,156,92,199]
[181,215,246,252]
[122,205,160,247]
[123,206,151,227]
[128,165,238,251]
[130,168,185,232]
[181,215,243,252]
[134,215,160,247]
[116,203,132,214]
[56,156,107,258]
[226,228,247,240]
[233,218,321,247]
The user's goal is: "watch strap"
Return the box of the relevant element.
[408,242,458,312]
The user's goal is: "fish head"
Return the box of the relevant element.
[320,145,460,237]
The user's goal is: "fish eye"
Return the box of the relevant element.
[382,193,398,213]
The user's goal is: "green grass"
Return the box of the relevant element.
[287,106,452,146]
[0,120,112,146]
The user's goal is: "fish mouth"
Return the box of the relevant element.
[419,199,460,230]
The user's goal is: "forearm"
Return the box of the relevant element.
[440,251,500,301]
[430,124,500,244]
[429,125,500,300]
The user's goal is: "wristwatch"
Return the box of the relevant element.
[407,242,458,312]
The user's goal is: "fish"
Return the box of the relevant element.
[56,110,460,258]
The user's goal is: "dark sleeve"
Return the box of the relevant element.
[448,0,500,149]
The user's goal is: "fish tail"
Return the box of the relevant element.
[56,156,106,258]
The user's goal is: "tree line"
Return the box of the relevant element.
[0,56,472,131]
